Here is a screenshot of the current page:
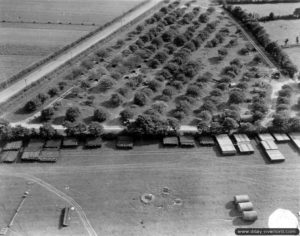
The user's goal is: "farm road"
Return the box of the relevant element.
[0,0,162,104]
[0,171,98,236]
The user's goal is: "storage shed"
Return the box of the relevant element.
[261,140,278,150]
[85,137,102,148]
[215,134,236,155]
[27,139,45,151]
[265,150,285,162]
[258,133,274,141]
[62,207,72,227]
[163,136,179,147]
[198,136,215,146]
[237,143,254,154]
[179,136,195,147]
[1,151,19,163]
[272,133,290,143]
[62,138,78,148]
[39,150,59,162]
[288,132,300,151]
[233,134,250,143]
[21,151,40,161]
[44,139,62,149]
[116,136,133,149]
[3,141,22,151]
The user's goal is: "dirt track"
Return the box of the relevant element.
[0,0,162,105]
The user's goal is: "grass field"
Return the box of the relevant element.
[0,0,143,83]
[234,3,300,16]
[262,20,300,69]
[0,139,299,235]
[0,0,142,25]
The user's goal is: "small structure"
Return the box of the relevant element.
[44,139,62,149]
[272,133,290,143]
[85,137,102,148]
[62,207,72,227]
[21,151,40,161]
[62,138,78,148]
[116,136,133,149]
[258,133,274,141]
[3,141,22,151]
[179,136,195,147]
[27,139,45,151]
[163,136,179,147]
[237,202,254,212]
[237,143,254,154]
[234,195,250,204]
[265,150,285,162]
[288,132,300,151]
[243,211,258,222]
[233,134,250,143]
[198,136,215,146]
[261,140,278,150]
[39,150,59,162]
[1,151,19,163]
[215,134,236,155]
[240,114,253,123]
[141,193,155,204]
[294,8,300,17]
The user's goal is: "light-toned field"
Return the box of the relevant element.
[262,20,300,69]
[0,0,142,25]
[234,3,300,16]
[0,23,93,82]
[0,140,300,235]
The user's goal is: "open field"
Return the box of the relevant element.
[0,0,144,83]
[0,0,143,25]
[261,20,300,71]
[0,139,299,235]
[0,23,94,82]
[234,2,300,16]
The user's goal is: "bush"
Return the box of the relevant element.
[120,109,134,122]
[37,93,48,103]
[173,35,187,47]
[148,59,161,69]
[24,98,41,112]
[93,108,108,122]
[186,85,201,98]
[228,91,244,104]
[98,78,114,91]
[210,89,223,97]
[40,107,54,121]
[48,87,59,97]
[58,81,67,90]
[154,51,168,63]
[81,59,94,70]
[109,93,122,107]
[88,122,104,137]
[65,107,80,122]
[148,80,162,92]
[134,92,148,106]
[162,86,175,97]
[199,13,209,23]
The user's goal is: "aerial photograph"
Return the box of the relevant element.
[0,0,300,235]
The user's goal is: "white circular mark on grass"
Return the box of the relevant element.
[141,193,155,204]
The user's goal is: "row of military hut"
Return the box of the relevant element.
[1,132,300,163]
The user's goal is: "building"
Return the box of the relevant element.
[265,150,285,162]
[27,139,45,150]
[258,133,274,141]
[62,207,72,227]
[179,136,195,147]
[163,136,179,147]
[288,132,300,151]
[237,143,254,154]
[293,8,300,17]
[233,134,250,143]
[198,136,215,146]
[44,139,62,149]
[215,134,236,155]
[260,140,278,150]
[85,137,102,149]
[21,151,40,161]
[116,136,133,149]
[1,151,19,163]
[3,141,22,151]
[62,138,78,148]
[272,133,290,143]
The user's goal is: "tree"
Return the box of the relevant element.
[98,78,114,91]
[148,80,162,92]
[222,117,239,133]
[120,109,134,123]
[154,51,168,63]
[173,35,187,47]
[64,122,87,137]
[186,85,201,98]
[167,117,179,132]
[218,48,228,59]
[40,107,54,121]
[134,92,148,106]
[269,12,274,20]
[39,123,56,139]
[65,107,80,122]
[24,98,41,112]
[109,93,122,107]
[228,91,244,104]
[88,122,103,137]
[199,13,209,23]
[272,114,289,132]
[48,87,59,97]
[93,108,108,122]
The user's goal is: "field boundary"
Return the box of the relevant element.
[0,0,164,113]
[0,0,149,92]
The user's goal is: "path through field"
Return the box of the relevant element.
[0,0,162,105]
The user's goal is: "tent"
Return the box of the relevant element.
[268,209,299,228]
